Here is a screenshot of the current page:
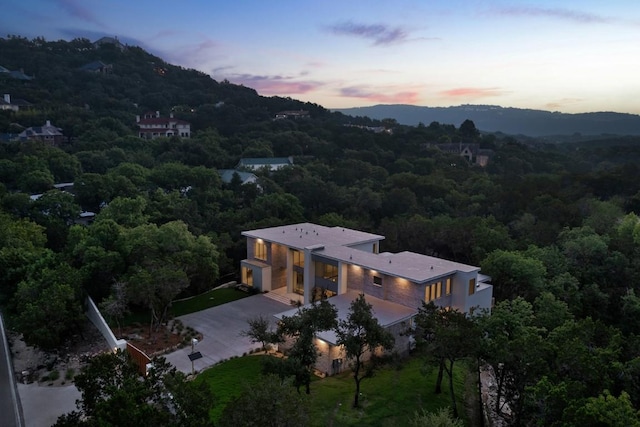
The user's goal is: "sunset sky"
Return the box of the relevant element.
[2,0,640,114]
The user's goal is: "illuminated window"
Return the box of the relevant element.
[254,240,267,260]
[373,276,382,287]
[315,262,338,282]
[445,278,451,295]
[468,278,476,295]
[425,282,442,302]
[242,266,253,287]
[293,250,304,267]
[373,242,379,254]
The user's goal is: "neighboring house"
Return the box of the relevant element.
[436,143,493,167]
[7,69,33,81]
[274,110,309,120]
[93,36,125,50]
[136,111,191,139]
[79,60,113,73]
[19,120,65,145]
[344,124,393,134]
[240,222,493,375]
[236,156,293,171]
[0,94,32,111]
[217,169,259,186]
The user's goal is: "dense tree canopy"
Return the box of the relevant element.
[2,35,640,424]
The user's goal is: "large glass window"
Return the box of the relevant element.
[425,281,442,302]
[254,240,267,261]
[242,266,253,287]
[293,250,304,267]
[445,278,451,295]
[468,278,476,295]
[293,270,304,295]
[315,262,338,282]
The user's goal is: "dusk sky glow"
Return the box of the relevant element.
[3,0,639,114]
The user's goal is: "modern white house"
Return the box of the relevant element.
[240,222,493,375]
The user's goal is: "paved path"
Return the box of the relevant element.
[0,312,23,427]
[164,294,290,374]
[17,383,80,427]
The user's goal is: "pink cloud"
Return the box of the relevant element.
[55,0,105,28]
[544,98,584,110]
[439,87,506,98]
[228,74,324,95]
[340,86,421,104]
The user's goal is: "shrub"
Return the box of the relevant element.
[65,368,75,380]
[48,370,60,381]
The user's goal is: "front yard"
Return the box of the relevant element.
[196,354,472,426]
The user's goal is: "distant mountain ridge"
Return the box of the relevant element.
[333,104,640,137]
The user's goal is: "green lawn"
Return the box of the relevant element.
[119,287,250,327]
[196,354,472,426]
[194,355,265,422]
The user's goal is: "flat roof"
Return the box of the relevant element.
[316,247,478,284]
[275,291,417,346]
[242,223,384,251]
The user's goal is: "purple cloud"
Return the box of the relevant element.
[495,6,610,24]
[55,0,106,28]
[328,21,408,45]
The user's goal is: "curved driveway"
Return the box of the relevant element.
[164,294,289,374]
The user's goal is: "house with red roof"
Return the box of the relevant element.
[135,111,191,139]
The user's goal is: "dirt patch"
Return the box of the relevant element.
[10,319,110,386]
[115,319,202,357]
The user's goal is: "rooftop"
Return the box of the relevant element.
[242,222,384,251]
[238,157,293,166]
[318,247,478,284]
[275,291,417,345]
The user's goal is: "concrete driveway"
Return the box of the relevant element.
[164,294,289,374]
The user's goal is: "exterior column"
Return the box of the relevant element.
[303,248,314,304]
[337,262,348,295]
[286,248,293,294]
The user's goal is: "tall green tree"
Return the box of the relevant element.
[335,294,394,407]
[413,302,480,417]
[479,298,546,424]
[268,300,337,394]
[55,351,213,427]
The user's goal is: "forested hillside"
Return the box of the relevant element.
[2,36,640,424]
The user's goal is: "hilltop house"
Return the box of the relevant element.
[274,110,309,120]
[240,223,493,375]
[0,94,32,112]
[136,111,191,139]
[236,156,293,171]
[436,143,493,167]
[217,169,259,186]
[79,60,113,74]
[19,120,65,145]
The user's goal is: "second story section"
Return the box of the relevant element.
[136,111,191,139]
